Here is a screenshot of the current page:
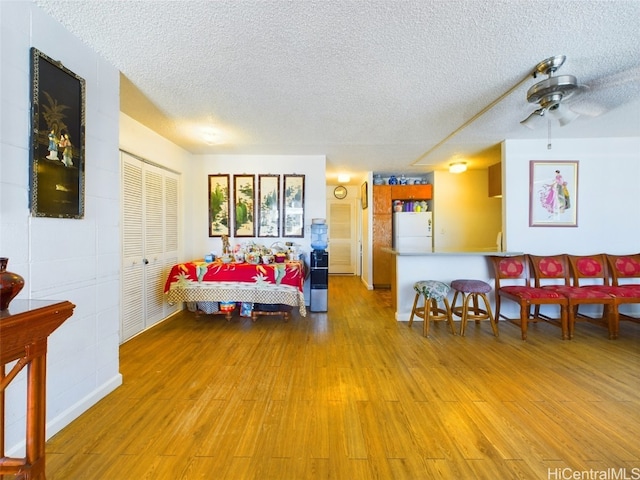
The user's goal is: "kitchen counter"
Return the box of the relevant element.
[383,248,521,256]
[386,249,523,321]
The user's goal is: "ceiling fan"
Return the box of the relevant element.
[520,55,583,128]
[521,55,640,129]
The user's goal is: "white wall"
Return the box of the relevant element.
[119,113,193,259]
[0,1,121,453]
[503,137,640,254]
[191,154,326,303]
[191,154,326,257]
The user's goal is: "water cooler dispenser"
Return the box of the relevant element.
[310,220,328,312]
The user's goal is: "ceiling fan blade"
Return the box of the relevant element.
[566,65,640,117]
[520,108,545,129]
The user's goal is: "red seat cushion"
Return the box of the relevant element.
[544,285,612,299]
[500,286,565,300]
[584,285,640,298]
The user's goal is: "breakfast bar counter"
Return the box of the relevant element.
[384,249,522,321]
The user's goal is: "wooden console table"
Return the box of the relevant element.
[0,300,75,480]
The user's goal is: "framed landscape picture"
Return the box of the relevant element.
[208,174,230,237]
[529,160,579,227]
[29,47,86,219]
[283,174,305,237]
[233,174,255,237]
[258,174,280,237]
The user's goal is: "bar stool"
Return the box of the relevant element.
[408,280,456,337]
[451,279,499,337]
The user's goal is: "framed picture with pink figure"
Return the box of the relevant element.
[529,160,578,227]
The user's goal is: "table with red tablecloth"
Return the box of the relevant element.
[164,260,306,318]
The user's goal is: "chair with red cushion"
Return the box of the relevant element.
[529,254,616,339]
[568,254,640,337]
[488,255,568,340]
[606,253,640,323]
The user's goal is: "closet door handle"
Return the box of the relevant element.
[143,259,149,265]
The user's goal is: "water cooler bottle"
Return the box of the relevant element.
[310,221,328,312]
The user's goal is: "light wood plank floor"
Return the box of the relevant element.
[40,276,640,479]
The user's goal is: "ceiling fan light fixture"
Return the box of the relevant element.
[549,104,579,126]
[449,162,467,174]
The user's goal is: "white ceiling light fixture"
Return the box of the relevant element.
[337,174,351,183]
[201,126,218,145]
[449,162,467,174]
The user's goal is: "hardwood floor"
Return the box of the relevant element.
[41,276,640,479]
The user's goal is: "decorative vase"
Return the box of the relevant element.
[388,175,398,185]
[373,174,384,185]
[0,257,25,310]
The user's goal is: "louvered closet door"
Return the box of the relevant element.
[328,198,357,274]
[143,164,166,326]
[122,155,145,340]
[121,153,180,342]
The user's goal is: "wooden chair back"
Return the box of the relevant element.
[606,253,640,287]
[489,255,531,288]
[528,254,571,287]
[567,254,610,287]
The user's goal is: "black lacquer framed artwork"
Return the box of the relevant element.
[29,48,86,218]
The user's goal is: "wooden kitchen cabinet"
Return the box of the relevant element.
[391,184,432,200]
[373,185,392,214]
[371,183,433,288]
[372,213,392,288]
[372,185,392,287]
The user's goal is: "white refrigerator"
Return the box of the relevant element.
[393,212,433,253]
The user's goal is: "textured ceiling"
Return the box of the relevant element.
[35,0,640,183]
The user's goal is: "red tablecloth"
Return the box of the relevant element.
[164,260,306,316]
[164,260,304,292]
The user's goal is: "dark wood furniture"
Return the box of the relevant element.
[1,299,75,480]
